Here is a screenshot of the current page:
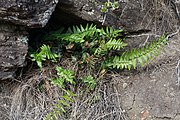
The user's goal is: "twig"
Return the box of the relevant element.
[102,14,107,25]
[96,111,122,120]
[166,28,180,40]
[176,60,180,89]
[127,33,160,38]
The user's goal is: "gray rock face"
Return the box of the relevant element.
[0,22,28,80]
[58,0,179,33]
[0,0,59,79]
[0,0,58,28]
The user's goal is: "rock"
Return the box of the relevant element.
[0,0,58,28]
[0,22,28,80]
[0,0,59,79]
[57,0,102,23]
[118,33,180,119]
[55,0,180,55]
[57,0,179,33]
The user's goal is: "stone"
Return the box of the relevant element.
[0,0,59,79]
[0,22,28,80]
[57,0,179,33]
[0,0,58,28]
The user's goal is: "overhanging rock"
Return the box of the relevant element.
[58,0,179,32]
[0,0,58,28]
[56,0,179,50]
[0,0,59,80]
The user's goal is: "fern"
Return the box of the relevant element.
[40,45,58,61]
[106,38,127,50]
[46,90,75,120]
[34,24,169,120]
[94,38,127,55]
[103,27,123,38]
[46,24,97,43]
[81,75,96,90]
[51,66,75,88]
[106,35,167,70]
[46,67,76,120]
[44,24,167,71]
[30,44,58,69]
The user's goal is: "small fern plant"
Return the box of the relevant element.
[46,90,75,120]
[45,24,168,71]
[46,66,76,120]
[51,66,76,88]
[81,75,96,90]
[30,44,58,69]
[29,23,168,120]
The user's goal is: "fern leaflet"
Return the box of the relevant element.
[106,35,167,70]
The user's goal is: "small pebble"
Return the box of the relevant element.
[123,83,128,89]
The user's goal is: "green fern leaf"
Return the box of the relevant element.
[30,44,58,69]
[106,38,127,50]
[55,66,75,85]
[106,35,167,69]
[58,100,70,107]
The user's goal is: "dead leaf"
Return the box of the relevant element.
[140,110,149,120]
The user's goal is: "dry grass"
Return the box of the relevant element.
[68,74,129,120]
[0,58,129,120]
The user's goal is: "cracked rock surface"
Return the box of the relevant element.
[0,0,59,79]
[58,0,179,33]
[0,22,28,80]
[115,34,180,120]
[0,0,58,28]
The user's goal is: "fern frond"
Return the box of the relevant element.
[106,35,167,70]
[30,44,58,69]
[51,66,75,88]
[49,24,97,43]
[45,89,75,120]
[106,38,127,50]
[81,75,96,90]
[102,27,123,38]
[94,38,127,55]
[40,44,58,61]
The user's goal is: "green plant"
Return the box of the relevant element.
[106,35,168,70]
[101,0,119,13]
[46,90,75,120]
[46,66,76,120]
[51,66,76,88]
[30,47,75,119]
[81,75,96,90]
[30,23,168,120]
[100,0,119,24]
[30,44,58,69]
[46,24,167,71]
